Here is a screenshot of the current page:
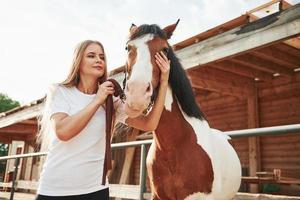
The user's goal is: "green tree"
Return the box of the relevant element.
[0,144,8,173]
[0,93,20,113]
[0,93,20,178]
[0,144,8,157]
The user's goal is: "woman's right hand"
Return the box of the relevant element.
[95,81,115,105]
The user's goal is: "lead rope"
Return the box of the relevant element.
[102,79,125,185]
[102,75,155,184]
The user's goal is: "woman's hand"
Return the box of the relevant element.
[155,51,170,85]
[95,81,115,105]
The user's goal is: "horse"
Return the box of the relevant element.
[123,20,241,200]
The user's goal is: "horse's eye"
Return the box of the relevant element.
[162,47,169,55]
[126,45,131,52]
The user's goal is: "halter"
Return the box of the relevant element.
[122,62,158,115]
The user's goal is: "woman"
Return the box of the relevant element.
[36,40,170,200]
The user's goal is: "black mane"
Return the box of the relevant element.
[130,24,167,40]
[131,24,205,120]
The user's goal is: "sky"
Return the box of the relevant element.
[0,0,299,105]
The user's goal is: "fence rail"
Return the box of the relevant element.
[0,124,300,200]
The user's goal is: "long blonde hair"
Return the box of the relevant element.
[38,40,108,151]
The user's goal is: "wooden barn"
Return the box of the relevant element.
[0,0,299,198]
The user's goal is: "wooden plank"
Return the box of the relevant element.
[260,116,300,127]
[259,84,300,100]
[206,111,247,121]
[196,90,222,101]
[198,96,245,109]
[260,109,300,121]
[250,51,297,71]
[252,46,300,68]
[261,134,300,143]
[247,0,281,14]
[0,134,29,142]
[173,15,249,51]
[175,4,300,70]
[211,60,274,82]
[190,66,254,85]
[262,143,300,151]
[20,119,38,125]
[261,157,300,163]
[242,176,300,185]
[0,182,12,187]
[263,163,300,170]
[281,0,292,10]
[284,37,300,49]
[116,129,140,200]
[209,118,248,131]
[189,67,253,97]
[192,80,249,97]
[259,96,300,107]
[0,103,43,128]
[258,72,300,89]
[203,104,246,115]
[109,184,140,199]
[17,180,39,190]
[0,124,37,134]
[0,181,146,199]
[233,54,294,76]
[273,43,300,58]
[0,191,35,200]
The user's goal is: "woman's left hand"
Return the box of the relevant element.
[155,51,170,85]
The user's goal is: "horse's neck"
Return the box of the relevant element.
[153,87,193,150]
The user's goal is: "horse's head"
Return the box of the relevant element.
[124,20,179,118]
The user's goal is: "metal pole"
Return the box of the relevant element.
[139,144,147,200]
[10,158,20,200]
[227,124,300,138]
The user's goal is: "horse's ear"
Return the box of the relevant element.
[129,23,138,35]
[163,19,180,39]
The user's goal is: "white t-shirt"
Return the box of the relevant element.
[37,85,126,196]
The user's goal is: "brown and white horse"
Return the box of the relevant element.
[123,21,241,200]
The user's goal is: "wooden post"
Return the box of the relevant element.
[116,128,140,200]
[247,82,261,193]
[23,144,34,181]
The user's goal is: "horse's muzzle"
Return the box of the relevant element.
[125,80,152,117]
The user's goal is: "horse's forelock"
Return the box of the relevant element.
[129,24,168,41]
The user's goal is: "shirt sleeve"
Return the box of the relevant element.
[49,86,71,117]
[114,99,128,124]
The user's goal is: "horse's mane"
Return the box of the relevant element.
[131,24,205,120]
[130,24,168,40]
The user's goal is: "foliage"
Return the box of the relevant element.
[0,144,8,156]
[0,93,20,175]
[0,93,20,113]
[262,183,280,193]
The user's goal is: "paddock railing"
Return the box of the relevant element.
[1,124,300,200]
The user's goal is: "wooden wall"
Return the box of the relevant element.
[258,73,300,195]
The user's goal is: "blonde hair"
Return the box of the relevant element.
[37,40,107,151]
